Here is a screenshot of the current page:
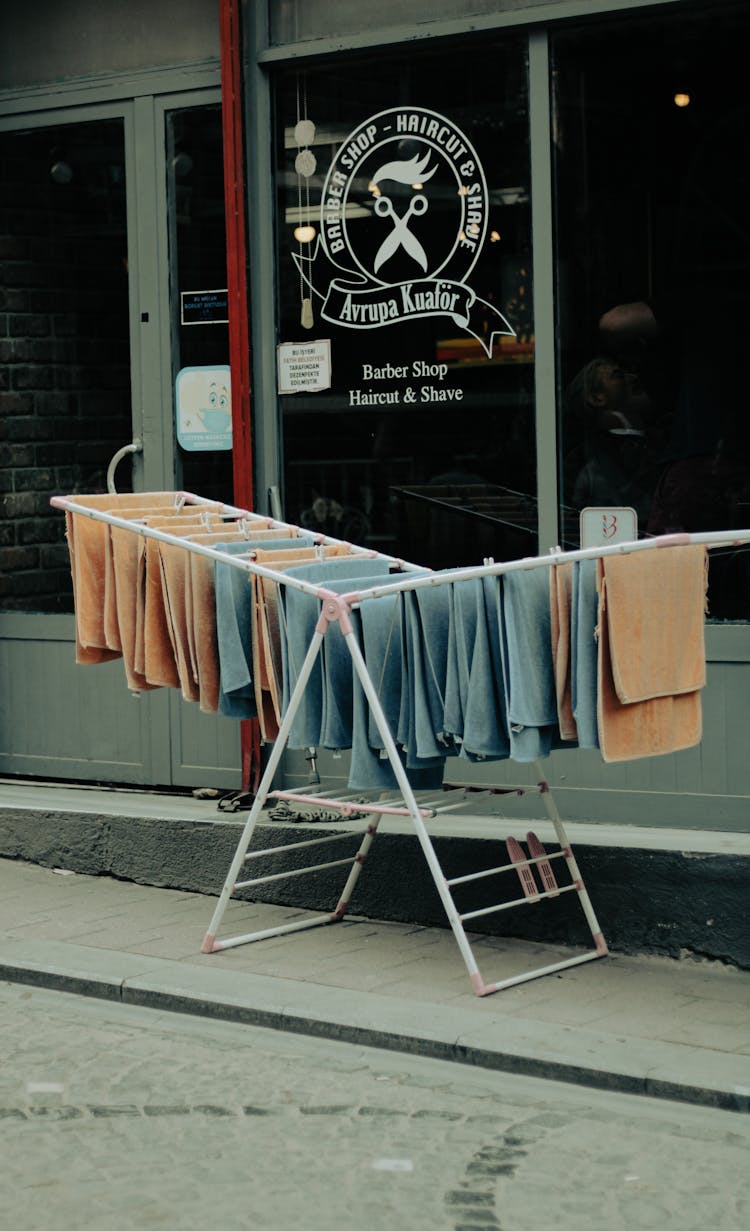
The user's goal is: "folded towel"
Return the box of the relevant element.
[279,558,392,749]
[109,524,162,691]
[462,577,510,760]
[250,544,351,740]
[141,519,280,688]
[497,570,557,762]
[213,538,312,718]
[444,579,480,745]
[571,560,600,749]
[110,514,227,694]
[64,492,178,652]
[600,546,707,702]
[596,546,707,762]
[550,562,577,740]
[64,518,121,665]
[131,514,211,677]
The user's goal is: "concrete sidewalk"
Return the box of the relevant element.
[0,856,748,1114]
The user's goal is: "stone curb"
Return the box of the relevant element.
[1,938,748,1115]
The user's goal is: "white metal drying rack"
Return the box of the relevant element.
[52,490,750,997]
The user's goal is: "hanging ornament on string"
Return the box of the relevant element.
[294,83,317,330]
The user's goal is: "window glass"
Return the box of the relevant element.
[553,9,750,617]
[0,120,130,614]
[166,106,233,505]
[273,43,535,569]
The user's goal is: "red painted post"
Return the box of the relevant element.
[219,0,260,792]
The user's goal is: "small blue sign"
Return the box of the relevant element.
[176,365,232,452]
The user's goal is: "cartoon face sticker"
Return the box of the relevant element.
[175,366,232,452]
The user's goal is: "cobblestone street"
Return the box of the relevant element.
[1,982,747,1231]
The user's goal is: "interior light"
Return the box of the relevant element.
[490,230,501,243]
[674,92,690,108]
[458,185,468,196]
[368,181,381,196]
[412,182,423,190]
[293,224,317,243]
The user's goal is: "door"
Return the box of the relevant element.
[0,98,241,789]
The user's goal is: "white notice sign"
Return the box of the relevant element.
[277,340,332,394]
[580,506,638,548]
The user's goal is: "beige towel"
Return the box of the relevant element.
[65,518,121,665]
[107,510,207,657]
[63,493,206,655]
[109,512,221,692]
[156,524,240,701]
[65,493,175,651]
[549,562,577,741]
[142,524,293,689]
[601,545,707,702]
[596,546,707,762]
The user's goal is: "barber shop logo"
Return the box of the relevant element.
[294,106,515,355]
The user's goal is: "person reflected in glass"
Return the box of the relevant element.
[566,353,655,525]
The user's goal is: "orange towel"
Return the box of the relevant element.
[155,523,240,701]
[65,494,171,651]
[549,562,577,741]
[63,493,200,655]
[64,517,121,665]
[141,521,278,687]
[135,515,221,685]
[110,512,222,691]
[596,546,707,762]
[106,510,208,659]
[600,545,707,702]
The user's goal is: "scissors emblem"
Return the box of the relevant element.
[373,194,429,274]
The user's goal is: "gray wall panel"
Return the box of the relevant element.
[0,615,239,788]
[0,1,219,90]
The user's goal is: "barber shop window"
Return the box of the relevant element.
[552,6,750,618]
[272,42,534,569]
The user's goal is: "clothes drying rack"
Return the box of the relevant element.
[52,490,750,997]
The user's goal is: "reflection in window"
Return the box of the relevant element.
[553,10,750,617]
[274,43,536,569]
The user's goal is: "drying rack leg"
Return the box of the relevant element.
[344,629,485,989]
[533,761,609,958]
[201,629,326,952]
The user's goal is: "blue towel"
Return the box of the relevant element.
[462,577,511,760]
[316,571,404,751]
[497,570,558,762]
[214,537,312,718]
[349,584,441,790]
[279,558,392,749]
[443,579,480,746]
[402,584,452,762]
[571,559,600,749]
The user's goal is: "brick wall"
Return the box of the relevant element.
[0,123,133,612]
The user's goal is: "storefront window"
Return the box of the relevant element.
[273,43,535,569]
[166,106,233,505]
[553,7,750,618]
[0,120,131,614]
